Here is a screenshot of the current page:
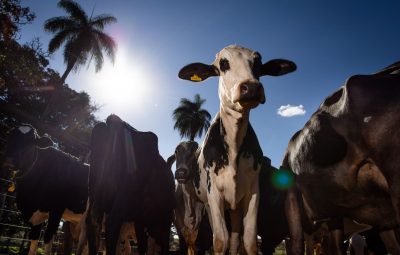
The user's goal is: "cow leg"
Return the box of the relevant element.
[147,220,172,255]
[136,222,148,255]
[43,210,63,255]
[229,208,242,255]
[105,214,124,255]
[208,190,228,255]
[62,221,73,255]
[86,205,103,255]
[76,213,88,255]
[327,218,345,255]
[106,192,129,255]
[28,223,43,255]
[285,187,304,255]
[242,190,259,255]
[379,229,400,255]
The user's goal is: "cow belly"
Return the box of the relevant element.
[62,209,83,223]
[29,210,49,225]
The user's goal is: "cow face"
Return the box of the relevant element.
[170,141,199,184]
[5,125,53,168]
[178,45,296,111]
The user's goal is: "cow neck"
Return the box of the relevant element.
[16,146,38,179]
[219,104,250,160]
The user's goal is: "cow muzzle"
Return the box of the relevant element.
[175,168,190,184]
[234,82,265,107]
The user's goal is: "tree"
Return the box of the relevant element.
[172,94,211,141]
[0,38,97,156]
[44,0,117,84]
[0,0,35,40]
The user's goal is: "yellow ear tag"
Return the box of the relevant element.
[190,74,202,81]
[8,183,15,193]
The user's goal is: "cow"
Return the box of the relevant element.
[177,44,296,255]
[3,124,88,255]
[86,114,175,255]
[169,141,293,255]
[167,141,213,255]
[283,61,400,255]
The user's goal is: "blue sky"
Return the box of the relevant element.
[19,0,400,167]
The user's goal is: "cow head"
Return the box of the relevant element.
[5,124,53,170]
[179,45,296,111]
[168,141,199,184]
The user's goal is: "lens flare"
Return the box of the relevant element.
[271,168,294,190]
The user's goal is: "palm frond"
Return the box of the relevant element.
[90,15,117,29]
[172,94,211,140]
[93,30,116,63]
[44,17,77,33]
[48,29,76,53]
[58,0,88,24]
[90,40,104,72]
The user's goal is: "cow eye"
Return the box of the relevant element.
[219,58,230,73]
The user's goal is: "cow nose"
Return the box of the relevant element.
[175,168,189,183]
[238,82,265,104]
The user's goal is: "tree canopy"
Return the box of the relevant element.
[172,94,211,141]
[44,0,117,83]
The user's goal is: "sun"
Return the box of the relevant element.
[85,47,152,115]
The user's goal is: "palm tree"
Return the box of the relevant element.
[173,94,211,141]
[44,0,117,84]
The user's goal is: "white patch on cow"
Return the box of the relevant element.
[363,116,372,123]
[29,210,49,225]
[18,125,32,134]
[277,104,306,117]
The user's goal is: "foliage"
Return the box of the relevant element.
[172,94,211,141]
[0,36,98,157]
[44,0,117,83]
[0,0,35,40]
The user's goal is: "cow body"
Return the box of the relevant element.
[87,114,175,255]
[178,45,295,255]
[4,124,88,255]
[283,62,400,254]
[168,141,212,255]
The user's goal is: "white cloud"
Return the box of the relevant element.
[277,104,306,117]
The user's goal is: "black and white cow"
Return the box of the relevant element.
[169,142,291,255]
[86,114,175,255]
[168,141,212,255]
[178,45,296,255]
[4,124,88,255]
[283,61,400,255]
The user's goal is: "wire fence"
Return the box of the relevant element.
[0,177,68,255]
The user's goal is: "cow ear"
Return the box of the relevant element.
[36,136,53,148]
[260,59,296,77]
[166,154,176,169]
[178,63,219,82]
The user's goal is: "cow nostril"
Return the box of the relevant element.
[240,84,249,94]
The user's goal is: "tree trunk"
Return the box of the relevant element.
[42,61,76,119]
[60,62,75,85]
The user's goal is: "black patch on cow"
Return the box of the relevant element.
[308,113,348,167]
[251,52,263,78]
[237,123,263,170]
[203,116,229,174]
[193,161,200,190]
[219,58,230,73]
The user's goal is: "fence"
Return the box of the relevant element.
[0,178,66,255]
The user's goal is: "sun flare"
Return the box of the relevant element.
[86,47,152,115]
